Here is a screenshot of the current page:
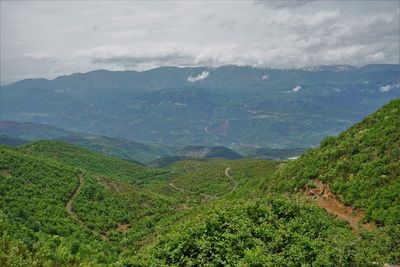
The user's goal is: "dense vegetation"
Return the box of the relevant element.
[1,99,399,266]
[21,141,166,185]
[0,142,281,265]
[0,146,110,265]
[131,198,393,266]
[269,99,400,226]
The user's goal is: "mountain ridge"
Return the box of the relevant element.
[0,120,170,163]
[1,64,399,147]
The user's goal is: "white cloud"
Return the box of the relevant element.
[292,85,302,92]
[380,82,400,92]
[254,0,314,9]
[20,53,55,61]
[379,85,392,92]
[187,71,209,82]
[262,73,269,80]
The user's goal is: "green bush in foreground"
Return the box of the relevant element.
[125,197,398,266]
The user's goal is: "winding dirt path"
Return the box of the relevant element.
[224,167,237,193]
[168,182,187,193]
[66,175,84,225]
[167,182,214,200]
[305,180,374,231]
[66,175,108,241]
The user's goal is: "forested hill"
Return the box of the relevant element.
[1,99,399,266]
[128,99,400,265]
[270,98,400,226]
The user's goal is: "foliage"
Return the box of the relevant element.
[21,140,167,185]
[1,99,400,266]
[129,197,399,266]
[268,99,400,226]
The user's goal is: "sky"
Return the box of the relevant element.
[1,0,399,84]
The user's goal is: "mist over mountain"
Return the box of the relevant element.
[2,64,399,149]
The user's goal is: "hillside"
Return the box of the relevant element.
[0,142,282,265]
[1,100,399,266]
[0,121,170,163]
[20,141,165,185]
[131,99,400,265]
[0,145,112,265]
[269,99,400,226]
[0,143,183,265]
[2,65,399,148]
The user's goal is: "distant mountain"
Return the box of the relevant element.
[177,145,242,159]
[1,64,399,148]
[0,134,28,147]
[0,121,71,140]
[0,121,169,163]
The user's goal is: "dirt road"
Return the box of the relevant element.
[305,180,374,231]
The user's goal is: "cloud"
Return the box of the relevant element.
[187,71,209,82]
[254,0,314,9]
[262,73,269,80]
[1,1,399,83]
[380,85,392,92]
[380,82,400,92]
[21,53,56,62]
[292,85,302,92]
[91,53,194,68]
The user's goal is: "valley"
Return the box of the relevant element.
[1,99,399,266]
[2,1,399,265]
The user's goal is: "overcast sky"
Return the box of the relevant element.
[1,0,399,84]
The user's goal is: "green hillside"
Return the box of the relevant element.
[0,145,111,265]
[269,99,400,226]
[21,141,165,185]
[1,99,399,266]
[131,99,400,266]
[0,142,281,265]
[0,144,182,265]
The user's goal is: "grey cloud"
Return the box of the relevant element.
[1,1,398,83]
[254,0,314,9]
[90,53,195,68]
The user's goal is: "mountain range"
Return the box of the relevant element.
[0,121,169,164]
[2,64,399,148]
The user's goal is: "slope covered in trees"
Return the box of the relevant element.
[0,142,280,265]
[1,99,399,266]
[131,99,400,266]
[270,99,400,226]
[21,141,165,185]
